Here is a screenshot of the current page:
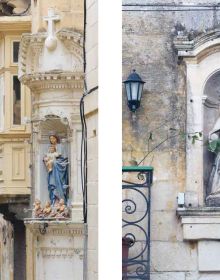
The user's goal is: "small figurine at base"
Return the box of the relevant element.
[43,201,52,217]
[33,199,44,218]
[33,198,70,219]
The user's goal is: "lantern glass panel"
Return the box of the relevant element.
[131,82,139,101]
[125,83,131,101]
[138,83,143,101]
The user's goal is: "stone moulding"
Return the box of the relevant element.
[177,207,220,240]
[174,28,220,59]
[56,29,83,59]
[24,220,85,236]
[56,29,83,47]
[40,247,83,259]
[20,72,84,91]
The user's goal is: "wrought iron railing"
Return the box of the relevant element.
[122,166,153,280]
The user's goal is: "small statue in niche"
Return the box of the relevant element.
[33,199,43,218]
[207,119,220,204]
[49,199,69,218]
[43,134,69,206]
[44,145,61,173]
[56,198,69,218]
[42,201,52,217]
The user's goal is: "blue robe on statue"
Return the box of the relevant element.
[47,156,69,205]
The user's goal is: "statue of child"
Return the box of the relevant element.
[43,145,61,173]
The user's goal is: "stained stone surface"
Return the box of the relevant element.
[198,241,220,271]
[123,0,220,278]
[25,221,85,280]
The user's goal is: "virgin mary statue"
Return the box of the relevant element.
[43,134,69,205]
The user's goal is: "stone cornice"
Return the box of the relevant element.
[177,207,220,217]
[174,28,220,59]
[20,72,84,91]
[0,132,31,140]
[25,220,85,236]
[0,15,31,31]
[177,207,220,240]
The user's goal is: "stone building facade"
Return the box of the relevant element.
[0,0,97,279]
[122,1,220,279]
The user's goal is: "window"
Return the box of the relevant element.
[13,41,19,63]
[13,76,21,125]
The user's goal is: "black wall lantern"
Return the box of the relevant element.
[123,69,145,112]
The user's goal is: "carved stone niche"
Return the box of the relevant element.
[175,29,220,268]
[33,116,70,207]
[32,115,83,222]
[25,221,85,280]
[174,28,220,208]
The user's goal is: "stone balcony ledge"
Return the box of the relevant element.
[177,207,220,240]
[24,218,86,236]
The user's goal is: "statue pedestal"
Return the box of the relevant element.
[206,193,220,206]
[25,220,86,280]
[177,207,220,273]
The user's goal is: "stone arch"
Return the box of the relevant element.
[174,30,220,206]
[203,71,220,197]
[36,116,71,205]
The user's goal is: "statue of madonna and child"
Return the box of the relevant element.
[34,133,70,218]
[207,117,220,206]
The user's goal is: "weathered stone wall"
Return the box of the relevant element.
[85,0,98,278]
[31,0,83,33]
[122,1,220,279]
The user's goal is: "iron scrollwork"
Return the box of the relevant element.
[122,166,153,280]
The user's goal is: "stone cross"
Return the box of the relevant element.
[44,8,60,37]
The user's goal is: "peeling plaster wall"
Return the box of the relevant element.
[122,1,220,279]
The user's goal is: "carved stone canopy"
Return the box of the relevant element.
[174,28,220,61]
[18,28,84,90]
[0,0,30,16]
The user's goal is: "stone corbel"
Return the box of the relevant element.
[177,207,220,240]
[177,207,220,272]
